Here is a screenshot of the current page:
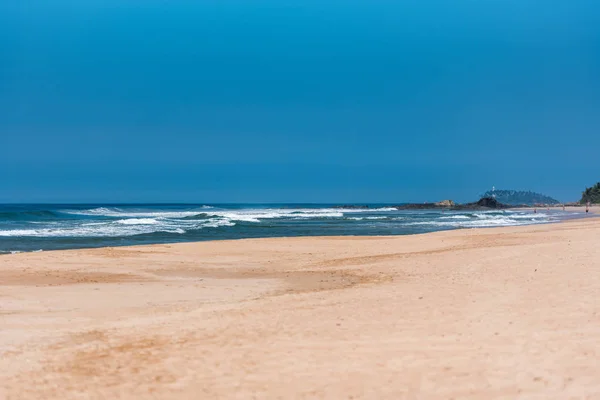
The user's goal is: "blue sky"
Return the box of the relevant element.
[1,1,599,203]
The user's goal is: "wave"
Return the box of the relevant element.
[405,217,549,228]
[198,209,346,222]
[202,219,236,228]
[115,218,160,225]
[0,226,182,238]
[66,207,381,223]
[404,209,557,228]
[0,205,400,238]
[347,216,388,221]
[66,207,115,215]
[199,207,399,222]
[0,217,236,238]
[63,207,205,219]
[439,215,470,220]
[508,213,549,220]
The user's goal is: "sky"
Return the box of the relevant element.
[1,1,599,203]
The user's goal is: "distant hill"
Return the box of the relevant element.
[480,190,560,206]
[580,182,600,204]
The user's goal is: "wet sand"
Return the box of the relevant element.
[1,211,599,399]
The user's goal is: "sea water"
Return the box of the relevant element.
[0,204,587,253]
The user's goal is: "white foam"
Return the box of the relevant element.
[436,212,552,223]
[115,218,160,225]
[473,213,503,219]
[0,224,181,238]
[199,209,346,222]
[404,215,549,228]
[202,219,236,228]
[0,214,239,237]
[213,207,395,223]
[509,213,549,220]
[462,218,523,226]
[439,215,470,220]
[67,207,114,215]
[348,216,388,221]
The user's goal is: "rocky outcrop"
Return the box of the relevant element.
[475,197,502,208]
[435,200,455,207]
[453,197,510,210]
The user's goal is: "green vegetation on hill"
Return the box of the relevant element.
[480,189,559,206]
[580,182,600,204]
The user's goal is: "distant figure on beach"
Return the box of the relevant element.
[562,204,565,211]
[534,208,537,214]
[586,201,590,213]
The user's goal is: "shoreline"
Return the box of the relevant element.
[2,215,600,398]
[1,206,597,256]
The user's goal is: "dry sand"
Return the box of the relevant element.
[1,211,600,399]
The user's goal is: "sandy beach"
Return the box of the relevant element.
[1,211,599,399]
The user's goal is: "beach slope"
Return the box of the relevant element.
[1,216,600,399]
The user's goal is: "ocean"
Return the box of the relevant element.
[0,204,585,254]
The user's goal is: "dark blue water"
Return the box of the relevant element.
[0,204,584,253]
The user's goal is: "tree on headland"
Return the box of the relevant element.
[480,189,559,206]
[580,182,600,204]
